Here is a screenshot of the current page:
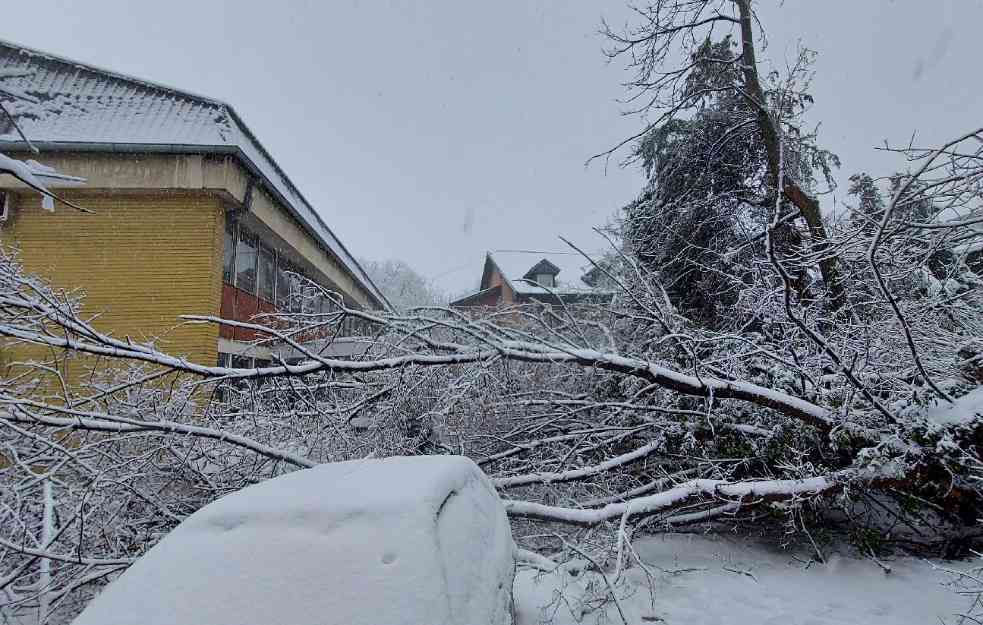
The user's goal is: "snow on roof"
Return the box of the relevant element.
[0,39,389,309]
[73,455,516,625]
[448,283,501,306]
[488,249,605,296]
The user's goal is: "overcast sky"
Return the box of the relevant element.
[3,1,981,296]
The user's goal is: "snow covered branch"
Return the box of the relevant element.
[503,469,883,527]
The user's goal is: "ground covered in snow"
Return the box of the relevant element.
[515,533,974,625]
[69,454,975,625]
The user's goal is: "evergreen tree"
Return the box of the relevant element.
[623,37,838,329]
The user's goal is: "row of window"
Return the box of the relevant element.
[217,352,277,370]
[224,218,283,303]
[222,217,379,341]
[223,217,344,315]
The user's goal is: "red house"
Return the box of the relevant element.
[450,250,613,308]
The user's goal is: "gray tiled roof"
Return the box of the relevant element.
[0,39,388,309]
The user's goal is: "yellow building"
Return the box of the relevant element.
[0,40,388,372]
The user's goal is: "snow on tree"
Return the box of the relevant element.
[598,0,846,312]
[0,3,981,622]
[0,118,980,616]
[622,35,837,328]
[359,258,445,310]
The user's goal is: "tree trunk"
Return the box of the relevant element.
[734,0,846,312]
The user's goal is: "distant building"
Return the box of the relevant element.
[449,250,613,308]
[0,39,389,372]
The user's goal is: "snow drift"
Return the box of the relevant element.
[72,455,516,625]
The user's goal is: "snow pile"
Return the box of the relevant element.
[72,456,516,625]
[925,386,983,426]
[514,533,972,625]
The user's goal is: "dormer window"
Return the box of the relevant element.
[522,258,561,289]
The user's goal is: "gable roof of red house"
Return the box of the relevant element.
[451,249,613,306]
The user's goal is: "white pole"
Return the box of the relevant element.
[38,479,53,624]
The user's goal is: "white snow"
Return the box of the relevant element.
[514,533,975,625]
[0,153,86,211]
[487,250,606,296]
[0,153,56,209]
[925,386,983,426]
[504,474,842,525]
[72,456,516,625]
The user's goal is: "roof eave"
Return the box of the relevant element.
[0,139,392,311]
[449,284,502,307]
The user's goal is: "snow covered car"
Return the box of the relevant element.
[73,456,516,625]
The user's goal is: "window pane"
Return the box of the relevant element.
[323,292,336,315]
[222,219,236,285]
[302,282,316,314]
[235,230,257,293]
[258,246,275,302]
[290,273,306,314]
[276,259,290,308]
[286,272,299,313]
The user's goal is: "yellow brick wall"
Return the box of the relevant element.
[0,192,225,369]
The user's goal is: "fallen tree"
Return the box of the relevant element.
[0,3,980,620]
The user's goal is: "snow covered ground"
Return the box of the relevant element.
[515,533,974,625]
[67,454,975,625]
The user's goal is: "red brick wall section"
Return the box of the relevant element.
[219,285,236,340]
[220,284,280,343]
[233,290,259,341]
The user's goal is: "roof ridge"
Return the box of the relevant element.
[0,37,228,108]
